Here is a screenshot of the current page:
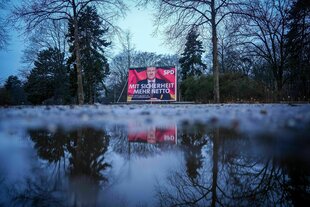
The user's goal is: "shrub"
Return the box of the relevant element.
[180,73,265,103]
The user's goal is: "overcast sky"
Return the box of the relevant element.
[0,4,176,83]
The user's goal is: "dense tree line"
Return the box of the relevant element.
[0,0,309,105]
[0,75,27,105]
[1,6,112,105]
[142,0,310,103]
[9,0,126,105]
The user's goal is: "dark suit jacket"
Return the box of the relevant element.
[132,78,171,101]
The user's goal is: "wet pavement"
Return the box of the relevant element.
[0,104,309,206]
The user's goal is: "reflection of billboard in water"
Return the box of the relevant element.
[128,126,177,144]
[127,66,177,102]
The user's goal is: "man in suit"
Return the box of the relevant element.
[132,67,171,101]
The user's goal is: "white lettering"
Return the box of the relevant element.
[129,84,139,89]
[164,135,175,141]
[151,88,170,94]
[134,89,150,94]
[164,70,175,75]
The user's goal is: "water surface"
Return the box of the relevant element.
[0,104,309,206]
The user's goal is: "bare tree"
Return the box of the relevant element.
[107,30,135,102]
[20,20,68,75]
[139,0,237,103]
[0,0,10,50]
[217,18,254,75]
[11,0,127,104]
[108,52,130,102]
[235,0,291,98]
[120,30,135,69]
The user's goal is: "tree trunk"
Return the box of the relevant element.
[272,65,283,101]
[73,2,84,105]
[89,85,93,104]
[211,0,220,103]
[211,128,219,207]
[276,75,283,101]
[221,38,225,73]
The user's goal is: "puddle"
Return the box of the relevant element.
[0,104,309,206]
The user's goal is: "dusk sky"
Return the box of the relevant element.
[0,4,175,83]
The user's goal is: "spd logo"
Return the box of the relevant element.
[163,70,175,75]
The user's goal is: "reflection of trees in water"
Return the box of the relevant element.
[9,127,111,206]
[156,124,212,207]
[222,135,310,206]
[0,167,7,206]
[156,126,310,207]
[180,123,208,179]
[29,128,111,182]
[124,142,176,158]
[109,125,129,156]
[65,128,111,206]
[66,128,110,181]
[9,176,66,207]
[219,133,279,206]
[277,145,310,206]
[30,130,67,163]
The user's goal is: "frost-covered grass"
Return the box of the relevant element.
[0,104,310,137]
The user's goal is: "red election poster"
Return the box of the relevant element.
[128,126,177,144]
[127,66,177,102]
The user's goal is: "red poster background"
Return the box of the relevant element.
[128,126,177,144]
[127,66,177,102]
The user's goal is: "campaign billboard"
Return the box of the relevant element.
[128,126,177,144]
[127,66,177,102]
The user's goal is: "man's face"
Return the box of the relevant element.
[146,67,156,80]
